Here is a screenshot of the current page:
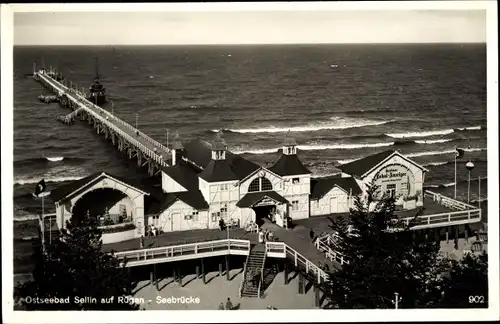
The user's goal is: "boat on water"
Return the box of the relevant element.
[86,57,107,105]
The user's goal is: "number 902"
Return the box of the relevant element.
[469,296,485,303]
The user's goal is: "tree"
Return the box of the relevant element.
[322,183,448,309]
[439,251,488,308]
[15,214,139,310]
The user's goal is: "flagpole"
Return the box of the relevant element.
[454,146,457,199]
[41,195,45,252]
[478,176,481,210]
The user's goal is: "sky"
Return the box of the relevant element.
[14,10,486,45]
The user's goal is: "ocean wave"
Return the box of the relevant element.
[406,148,485,158]
[14,175,85,186]
[386,129,454,139]
[455,125,483,131]
[14,156,84,168]
[424,161,449,166]
[214,117,392,134]
[234,141,395,155]
[46,156,64,162]
[337,158,359,165]
[415,139,453,144]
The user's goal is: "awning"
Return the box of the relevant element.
[236,191,289,208]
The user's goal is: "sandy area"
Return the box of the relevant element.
[133,269,320,310]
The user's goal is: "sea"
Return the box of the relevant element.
[13,44,488,221]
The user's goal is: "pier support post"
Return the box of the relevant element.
[434,228,440,243]
[154,264,159,291]
[178,267,182,286]
[298,273,305,294]
[465,225,469,243]
[454,226,459,250]
[201,259,206,284]
[314,286,321,308]
[172,268,177,283]
[284,263,289,285]
[225,255,230,281]
[150,269,154,287]
[219,263,223,277]
[446,226,449,243]
[196,265,200,279]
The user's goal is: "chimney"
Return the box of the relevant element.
[171,132,183,166]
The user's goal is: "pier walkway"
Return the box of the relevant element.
[35,70,170,175]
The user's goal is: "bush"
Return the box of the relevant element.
[101,223,136,234]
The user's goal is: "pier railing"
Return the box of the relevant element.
[424,190,478,211]
[113,239,251,266]
[265,242,328,284]
[37,72,169,167]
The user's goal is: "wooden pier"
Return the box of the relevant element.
[34,68,170,176]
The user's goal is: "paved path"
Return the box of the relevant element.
[103,228,258,253]
[260,220,340,271]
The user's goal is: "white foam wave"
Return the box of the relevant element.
[415,139,453,144]
[216,117,390,134]
[312,172,341,178]
[234,148,278,155]
[14,175,85,185]
[233,142,394,155]
[424,161,448,166]
[456,125,482,131]
[387,129,454,139]
[406,148,484,158]
[337,158,359,165]
[298,142,394,151]
[46,156,64,162]
[443,182,456,187]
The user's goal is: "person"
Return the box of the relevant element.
[219,218,225,231]
[140,235,144,249]
[218,302,224,310]
[309,229,315,240]
[225,297,233,310]
[268,231,274,242]
[258,230,265,244]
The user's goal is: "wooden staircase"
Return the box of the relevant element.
[239,244,266,298]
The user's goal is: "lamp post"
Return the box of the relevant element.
[466,160,475,204]
[392,292,402,309]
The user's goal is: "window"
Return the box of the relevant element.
[292,178,300,184]
[152,215,159,226]
[313,200,319,209]
[292,200,299,211]
[186,210,199,221]
[220,204,228,218]
[220,183,229,191]
[248,177,273,192]
[211,212,219,222]
[386,184,396,197]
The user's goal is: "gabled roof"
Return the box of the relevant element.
[338,149,429,178]
[182,138,260,181]
[236,191,289,208]
[338,150,395,178]
[199,160,239,182]
[162,161,201,191]
[269,154,311,177]
[147,190,209,213]
[310,176,362,200]
[237,166,283,185]
[50,172,149,203]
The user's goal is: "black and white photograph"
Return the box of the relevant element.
[1,1,498,322]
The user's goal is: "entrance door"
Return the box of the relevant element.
[330,196,338,214]
[171,213,181,231]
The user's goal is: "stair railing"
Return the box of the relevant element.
[258,249,267,298]
[239,254,250,298]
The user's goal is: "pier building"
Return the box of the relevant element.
[34,66,484,302]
